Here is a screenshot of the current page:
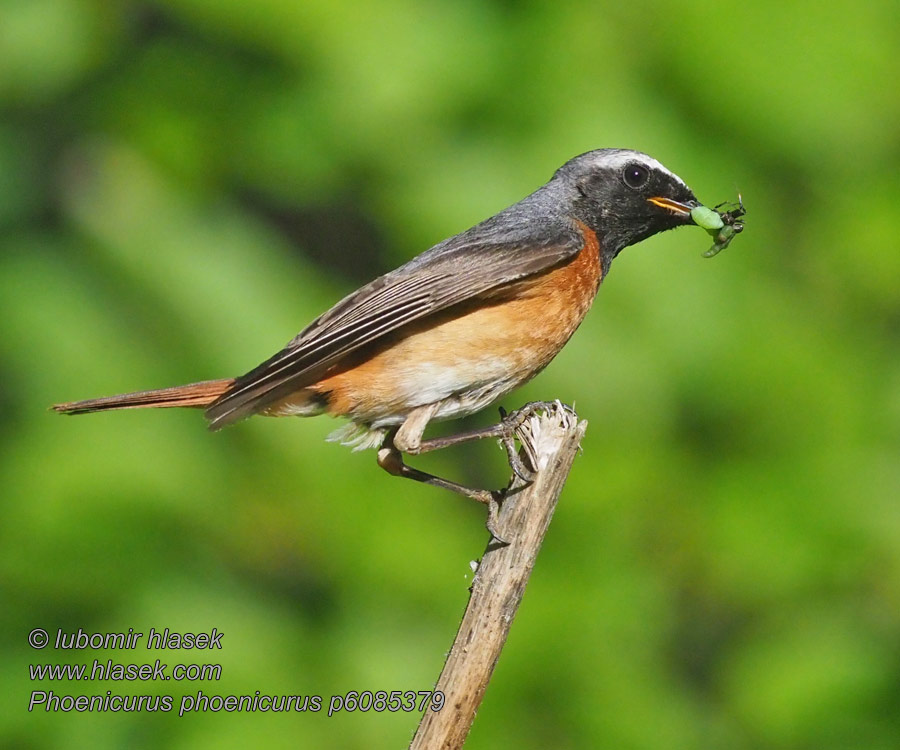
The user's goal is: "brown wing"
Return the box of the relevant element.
[205,219,585,429]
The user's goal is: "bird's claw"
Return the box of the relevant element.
[485,492,509,547]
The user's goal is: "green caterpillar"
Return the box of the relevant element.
[691,196,745,258]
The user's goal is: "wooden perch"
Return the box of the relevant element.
[409,402,587,750]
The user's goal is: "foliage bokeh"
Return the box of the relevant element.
[2,0,899,747]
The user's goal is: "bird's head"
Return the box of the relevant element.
[557,148,702,258]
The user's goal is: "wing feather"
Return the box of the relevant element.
[205,218,584,429]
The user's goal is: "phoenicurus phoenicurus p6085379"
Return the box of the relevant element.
[54,148,740,532]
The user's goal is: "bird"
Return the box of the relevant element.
[54,148,713,532]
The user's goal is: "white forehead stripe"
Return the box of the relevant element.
[596,150,686,187]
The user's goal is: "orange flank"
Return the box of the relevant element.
[270,223,603,423]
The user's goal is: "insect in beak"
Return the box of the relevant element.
[689,194,746,258]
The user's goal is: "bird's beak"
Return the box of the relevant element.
[647,196,696,217]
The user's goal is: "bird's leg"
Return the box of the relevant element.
[497,406,536,483]
[377,427,505,542]
[376,401,569,540]
[404,401,565,482]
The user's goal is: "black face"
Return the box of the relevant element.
[561,149,698,260]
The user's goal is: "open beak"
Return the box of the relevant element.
[647,196,696,217]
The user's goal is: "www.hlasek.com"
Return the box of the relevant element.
[27,627,444,717]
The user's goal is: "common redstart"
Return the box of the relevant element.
[54,148,733,532]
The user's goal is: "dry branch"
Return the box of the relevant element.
[410,403,587,750]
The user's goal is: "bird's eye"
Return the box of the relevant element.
[622,163,650,189]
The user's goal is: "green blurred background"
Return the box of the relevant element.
[2,0,899,747]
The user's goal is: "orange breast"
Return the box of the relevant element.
[277,223,603,423]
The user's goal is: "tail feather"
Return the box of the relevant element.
[53,378,234,415]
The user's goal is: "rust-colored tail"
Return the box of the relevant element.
[53,378,234,415]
